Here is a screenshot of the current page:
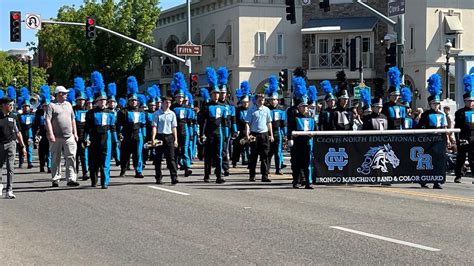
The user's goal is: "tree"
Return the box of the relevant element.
[0,51,49,94]
[38,0,160,96]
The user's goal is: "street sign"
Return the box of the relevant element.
[25,14,41,30]
[353,86,371,100]
[388,0,405,17]
[176,42,202,57]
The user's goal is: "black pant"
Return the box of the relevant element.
[120,136,143,175]
[176,130,189,170]
[268,131,282,172]
[221,134,230,172]
[76,138,88,176]
[88,138,111,187]
[455,142,474,178]
[249,132,270,179]
[291,138,312,186]
[154,134,178,183]
[231,133,249,165]
[38,137,50,170]
[204,131,223,179]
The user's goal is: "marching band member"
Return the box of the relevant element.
[170,72,192,177]
[319,80,337,131]
[73,77,89,180]
[117,76,146,178]
[84,88,116,189]
[217,67,236,177]
[382,67,404,130]
[232,81,251,167]
[17,88,35,169]
[401,87,414,129]
[107,82,121,166]
[308,85,320,130]
[416,74,445,189]
[246,91,274,183]
[333,87,354,131]
[143,85,160,165]
[454,72,474,183]
[361,88,387,130]
[185,91,197,161]
[151,96,179,185]
[34,86,52,173]
[266,76,286,175]
[287,79,314,189]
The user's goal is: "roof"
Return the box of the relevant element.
[302,17,379,34]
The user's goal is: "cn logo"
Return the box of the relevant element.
[410,147,433,170]
[325,148,348,171]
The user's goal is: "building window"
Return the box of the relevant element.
[257,32,266,55]
[331,38,344,67]
[319,39,329,66]
[362,37,371,68]
[277,34,284,55]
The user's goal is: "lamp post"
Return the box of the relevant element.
[444,40,452,99]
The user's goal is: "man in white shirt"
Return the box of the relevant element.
[151,96,179,185]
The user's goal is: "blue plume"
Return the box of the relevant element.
[463,74,473,93]
[137,94,147,106]
[360,88,371,106]
[107,83,117,98]
[388,67,401,88]
[199,88,210,102]
[147,85,158,101]
[66,88,76,104]
[265,75,278,97]
[206,67,218,88]
[470,67,474,75]
[85,87,93,100]
[7,86,16,100]
[308,85,317,103]
[173,72,188,91]
[127,76,138,95]
[20,87,30,102]
[74,77,85,98]
[186,90,194,105]
[0,89,4,98]
[235,88,243,99]
[40,85,51,103]
[427,74,441,96]
[401,87,412,103]
[292,77,307,99]
[118,98,127,107]
[91,71,105,94]
[217,66,229,86]
[321,80,333,95]
[170,80,177,95]
[240,81,250,96]
[153,84,161,99]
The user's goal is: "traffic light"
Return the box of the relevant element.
[279,69,289,91]
[385,43,396,72]
[285,0,296,24]
[190,73,199,95]
[319,0,330,12]
[85,17,97,40]
[10,11,21,42]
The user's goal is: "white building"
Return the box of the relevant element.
[144,0,302,102]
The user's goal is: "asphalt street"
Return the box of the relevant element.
[1,153,473,264]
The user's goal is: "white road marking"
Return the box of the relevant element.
[330,226,440,252]
[148,186,190,196]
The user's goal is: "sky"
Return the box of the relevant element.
[0,0,186,51]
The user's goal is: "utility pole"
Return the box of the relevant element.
[187,0,192,74]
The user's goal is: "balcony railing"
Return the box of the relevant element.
[161,63,178,78]
[309,52,373,69]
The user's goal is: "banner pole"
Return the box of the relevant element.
[293,129,460,137]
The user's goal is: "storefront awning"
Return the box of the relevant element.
[202,29,215,46]
[217,25,232,44]
[444,15,463,34]
[301,17,378,34]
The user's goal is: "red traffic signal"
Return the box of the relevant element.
[87,18,95,25]
[10,11,21,42]
[190,74,199,94]
[85,16,96,40]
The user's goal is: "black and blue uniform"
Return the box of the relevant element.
[199,101,227,182]
[454,106,474,180]
[382,101,406,130]
[232,105,250,166]
[143,109,156,164]
[85,107,116,188]
[108,107,121,165]
[74,106,89,178]
[320,107,336,131]
[332,104,354,131]
[33,108,51,172]
[117,106,146,176]
[219,99,236,174]
[187,107,198,160]
[171,103,191,171]
[18,111,35,167]
[268,105,286,173]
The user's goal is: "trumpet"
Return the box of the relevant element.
[34,135,42,146]
[239,136,256,145]
[143,140,163,149]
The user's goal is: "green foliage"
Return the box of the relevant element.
[38,0,160,96]
[0,51,49,94]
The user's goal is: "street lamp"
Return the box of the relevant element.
[444,39,452,99]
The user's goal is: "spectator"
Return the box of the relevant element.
[45,86,80,187]
[0,97,27,199]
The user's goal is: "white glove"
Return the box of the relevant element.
[288,140,294,148]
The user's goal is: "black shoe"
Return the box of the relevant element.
[305,185,314,190]
[180,165,185,171]
[28,164,34,169]
[119,169,126,177]
[204,177,210,183]
[101,185,108,189]
[135,173,144,179]
[242,161,248,166]
[67,181,80,187]
[249,177,256,182]
[224,171,230,177]
[262,178,272,183]
[454,177,461,183]
[420,183,429,188]
[281,164,287,169]
[40,167,45,173]
[91,182,97,187]
[184,170,192,177]
[216,178,226,184]
[232,163,237,168]
[275,171,283,175]
[171,180,179,185]
[155,180,163,185]
[52,181,59,187]
[433,183,443,189]
[292,184,299,189]
[82,175,90,181]
[115,161,120,166]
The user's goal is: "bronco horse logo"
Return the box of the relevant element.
[357,144,400,175]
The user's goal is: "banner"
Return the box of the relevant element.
[313,133,446,184]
